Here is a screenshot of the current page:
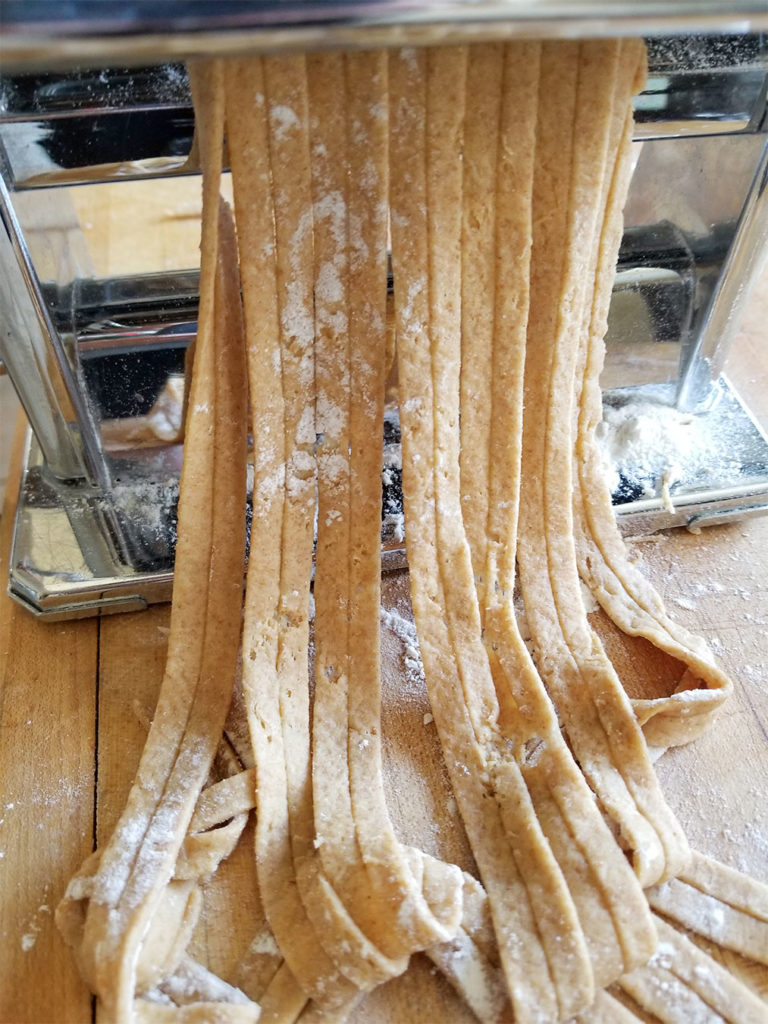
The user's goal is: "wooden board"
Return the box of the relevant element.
[1,179,766,1023]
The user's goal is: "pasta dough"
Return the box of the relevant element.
[54,37,766,1024]
[458,37,657,989]
[57,60,251,1021]
[516,40,688,889]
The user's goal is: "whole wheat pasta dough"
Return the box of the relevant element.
[459,43,503,587]
[226,53,363,1008]
[408,838,768,1024]
[56,59,251,1022]
[223,58,347,1017]
[516,39,689,889]
[338,51,465,952]
[575,989,642,1023]
[568,51,732,753]
[307,49,463,966]
[228,50,466,1010]
[179,750,516,1023]
[134,956,258,1021]
[51,36,767,1024]
[229,50,411,1007]
[181,754,514,1023]
[389,44,603,1024]
[616,915,767,1024]
[302,50,412,991]
[416,854,768,1024]
[647,851,768,964]
[459,38,656,991]
[123,699,253,882]
[515,56,750,1004]
[573,182,733,753]
[174,730,252,881]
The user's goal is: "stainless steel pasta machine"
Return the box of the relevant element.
[1,1,767,618]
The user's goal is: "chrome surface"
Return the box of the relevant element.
[1,1,768,73]
[1,37,767,188]
[8,433,173,619]
[676,135,768,410]
[606,128,768,404]
[0,158,106,485]
[8,430,407,620]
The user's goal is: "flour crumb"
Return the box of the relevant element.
[380,607,425,694]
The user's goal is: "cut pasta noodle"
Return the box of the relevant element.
[458,37,657,988]
[515,39,689,890]
[57,59,251,1021]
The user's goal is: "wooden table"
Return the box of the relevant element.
[1,181,767,1023]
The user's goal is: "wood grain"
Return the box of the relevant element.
[0,420,97,1024]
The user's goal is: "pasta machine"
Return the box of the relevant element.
[1,1,767,619]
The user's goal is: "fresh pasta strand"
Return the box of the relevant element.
[227,53,361,1008]
[459,38,656,990]
[516,39,689,889]
[307,48,464,966]
[569,49,732,753]
[56,58,249,1021]
[390,44,600,1024]
[228,50,467,1011]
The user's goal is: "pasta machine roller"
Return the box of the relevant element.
[1,1,767,619]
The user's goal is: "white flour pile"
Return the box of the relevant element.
[595,397,702,497]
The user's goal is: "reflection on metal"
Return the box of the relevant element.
[8,431,407,620]
[1,1,767,73]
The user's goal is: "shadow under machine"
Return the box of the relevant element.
[1,2,768,619]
